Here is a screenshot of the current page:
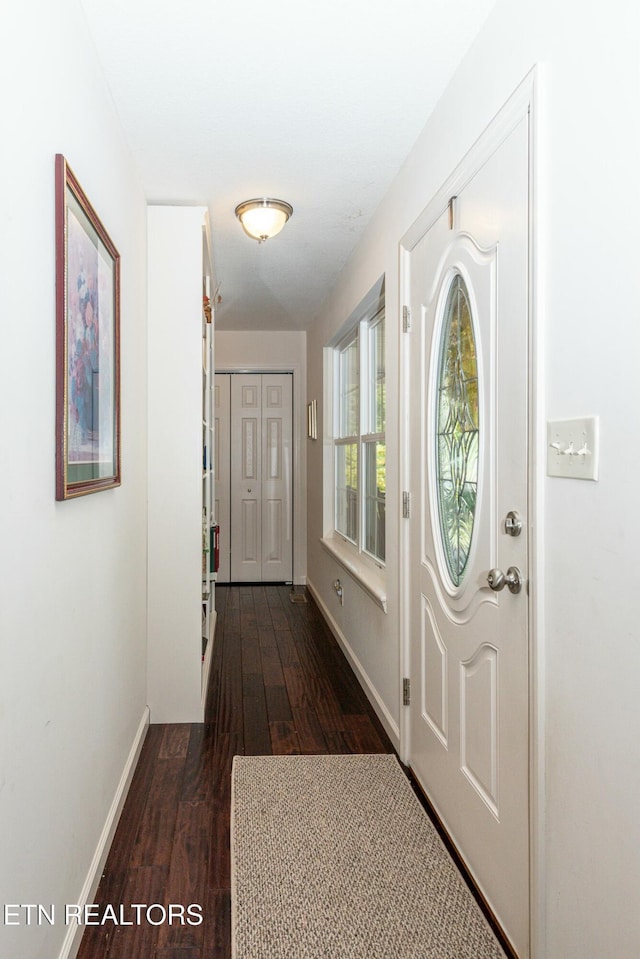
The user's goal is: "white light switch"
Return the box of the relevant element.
[547,416,599,480]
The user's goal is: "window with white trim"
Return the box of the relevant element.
[334,307,385,564]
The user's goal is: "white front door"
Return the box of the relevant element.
[405,115,530,956]
[226,372,293,582]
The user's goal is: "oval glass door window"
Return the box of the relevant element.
[435,273,479,587]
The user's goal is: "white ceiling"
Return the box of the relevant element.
[79,0,497,331]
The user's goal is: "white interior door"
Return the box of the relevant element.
[406,116,530,956]
[219,372,293,582]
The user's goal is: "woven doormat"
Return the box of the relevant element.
[231,753,507,959]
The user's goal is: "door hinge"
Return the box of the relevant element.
[402,491,411,519]
[403,677,411,706]
[448,195,457,230]
[402,305,411,332]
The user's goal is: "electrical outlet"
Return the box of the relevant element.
[547,416,599,480]
[333,579,344,606]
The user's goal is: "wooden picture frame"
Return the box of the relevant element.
[55,155,121,499]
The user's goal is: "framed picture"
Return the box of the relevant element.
[55,155,121,499]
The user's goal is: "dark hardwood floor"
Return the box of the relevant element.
[76,585,394,959]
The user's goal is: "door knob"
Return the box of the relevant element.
[487,567,523,594]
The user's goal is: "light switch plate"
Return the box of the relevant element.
[547,416,599,480]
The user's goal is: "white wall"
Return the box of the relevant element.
[215,330,307,585]
[307,279,400,745]
[0,3,149,958]
[306,0,640,956]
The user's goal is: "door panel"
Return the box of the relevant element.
[240,498,259,562]
[421,598,447,745]
[407,117,530,956]
[460,644,498,814]
[266,418,282,479]
[264,499,283,560]
[231,374,262,581]
[242,417,259,480]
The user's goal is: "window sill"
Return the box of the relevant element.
[320,535,387,613]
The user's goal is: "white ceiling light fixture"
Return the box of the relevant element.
[235,197,293,243]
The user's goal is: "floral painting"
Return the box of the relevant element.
[56,155,120,499]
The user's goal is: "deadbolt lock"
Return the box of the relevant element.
[504,510,522,537]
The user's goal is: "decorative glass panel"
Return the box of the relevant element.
[435,273,479,586]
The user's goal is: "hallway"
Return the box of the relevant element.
[76,586,394,959]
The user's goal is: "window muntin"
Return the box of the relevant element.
[435,273,478,587]
[334,308,385,564]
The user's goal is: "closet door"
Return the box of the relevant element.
[224,372,293,583]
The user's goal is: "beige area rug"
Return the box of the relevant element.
[231,754,507,959]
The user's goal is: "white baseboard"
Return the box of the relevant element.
[306,579,400,749]
[58,706,150,959]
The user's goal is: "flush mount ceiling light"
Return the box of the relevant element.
[235,197,293,243]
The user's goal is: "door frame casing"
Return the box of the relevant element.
[215,363,305,585]
[398,66,546,958]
